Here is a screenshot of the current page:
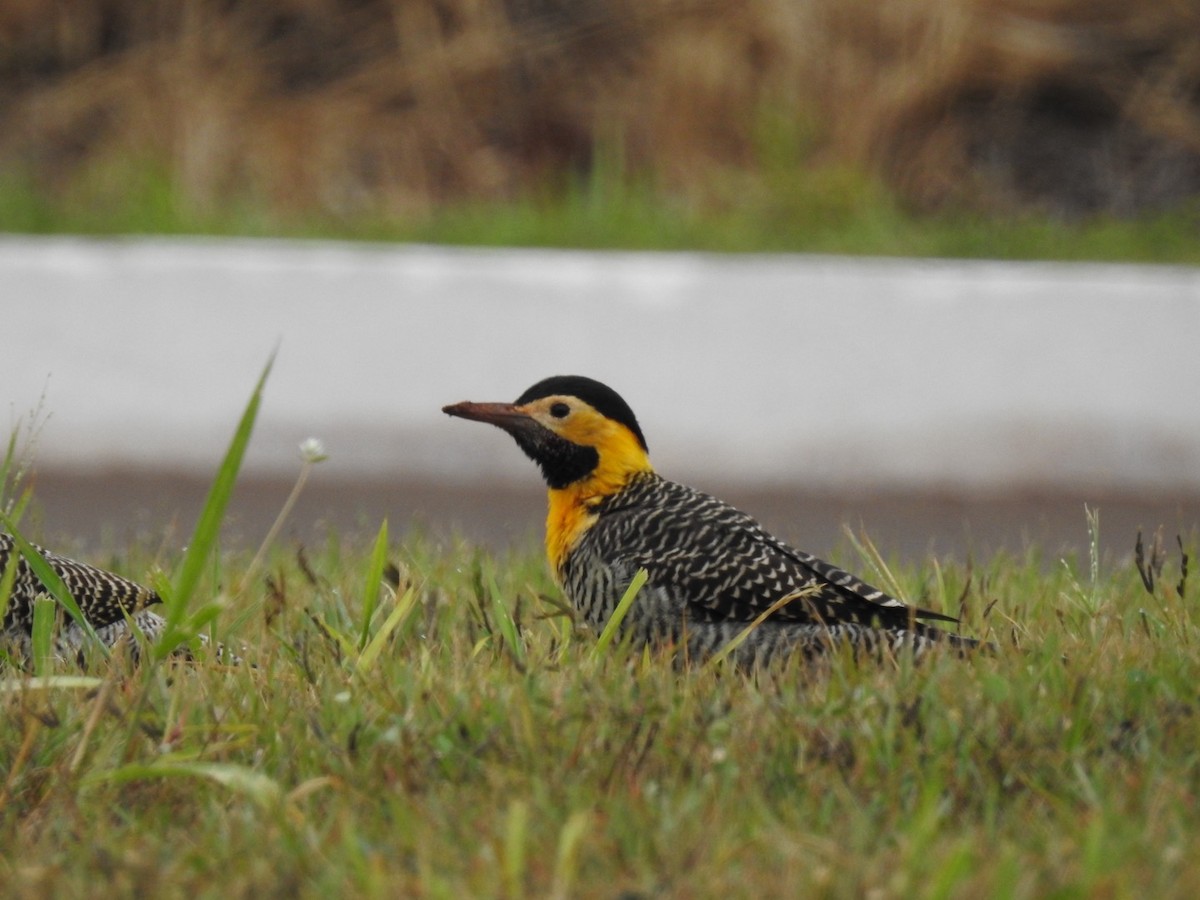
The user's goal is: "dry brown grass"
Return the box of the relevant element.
[1,0,1198,222]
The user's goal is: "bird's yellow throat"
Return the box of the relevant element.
[544,422,653,576]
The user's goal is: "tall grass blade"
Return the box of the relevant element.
[1,394,46,522]
[843,525,907,601]
[3,488,32,528]
[0,545,19,631]
[358,519,389,651]
[1085,504,1101,603]
[551,810,591,900]
[0,675,105,693]
[503,799,530,899]
[356,586,417,674]
[489,572,525,667]
[592,568,648,658]
[90,761,282,807]
[30,596,56,676]
[157,353,274,658]
[0,428,20,519]
[704,589,807,670]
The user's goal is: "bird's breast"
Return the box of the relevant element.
[545,488,602,580]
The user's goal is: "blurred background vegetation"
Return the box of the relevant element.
[1,0,1199,258]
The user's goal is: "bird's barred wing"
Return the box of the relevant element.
[759,535,958,625]
[1,533,162,633]
[592,478,955,629]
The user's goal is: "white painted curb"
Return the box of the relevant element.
[3,235,1198,491]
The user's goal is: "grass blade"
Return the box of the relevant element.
[30,596,56,675]
[842,525,907,601]
[0,428,17,504]
[0,544,19,631]
[3,488,32,530]
[503,799,530,899]
[356,586,418,674]
[705,589,809,669]
[157,353,274,658]
[591,567,648,659]
[551,810,591,900]
[489,572,526,667]
[0,675,105,693]
[90,761,282,807]
[358,519,389,651]
[170,352,273,612]
[1,395,46,522]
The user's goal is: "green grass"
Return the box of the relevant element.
[4,162,1200,265]
[2,506,1198,896]
[3,370,1198,896]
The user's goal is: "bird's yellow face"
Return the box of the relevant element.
[527,394,653,576]
[444,379,654,575]
[442,393,652,492]
[516,394,650,473]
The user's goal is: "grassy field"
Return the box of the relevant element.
[2,512,1198,897]
[3,375,1200,898]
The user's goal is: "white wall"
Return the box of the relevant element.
[3,236,1198,491]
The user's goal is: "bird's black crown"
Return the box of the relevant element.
[515,375,648,452]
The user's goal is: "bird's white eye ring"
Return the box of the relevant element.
[549,402,570,418]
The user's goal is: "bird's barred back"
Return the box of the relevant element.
[1,532,161,634]
[559,472,974,663]
[1,534,243,665]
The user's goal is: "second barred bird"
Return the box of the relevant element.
[1,533,233,665]
[444,375,982,666]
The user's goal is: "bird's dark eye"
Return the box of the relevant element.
[549,402,571,419]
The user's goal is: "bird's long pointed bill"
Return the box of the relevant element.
[442,401,531,429]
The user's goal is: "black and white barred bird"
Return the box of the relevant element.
[1,532,224,664]
[444,375,983,667]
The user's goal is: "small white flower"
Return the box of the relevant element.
[299,437,329,464]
